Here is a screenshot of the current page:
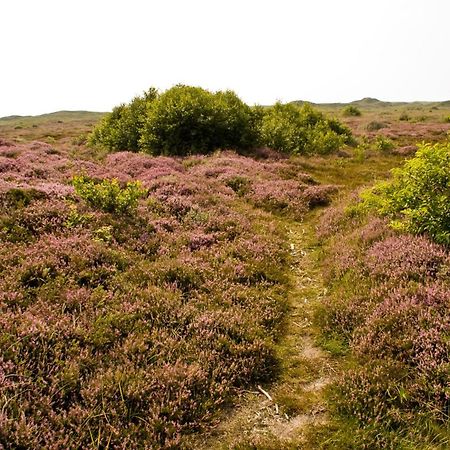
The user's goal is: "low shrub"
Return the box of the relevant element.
[318,172,450,447]
[3,147,322,447]
[374,135,394,152]
[399,112,410,121]
[358,142,450,244]
[342,105,361,117]
[72,174,147,214]
[366,120,388,131]
[258,102,352,155]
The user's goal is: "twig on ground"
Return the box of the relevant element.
[257,385,273,402]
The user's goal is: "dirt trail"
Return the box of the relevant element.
[192,218,335,449]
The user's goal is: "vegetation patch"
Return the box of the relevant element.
[0,139,336,448]
[315,144,450,448]
[88,85,352,156]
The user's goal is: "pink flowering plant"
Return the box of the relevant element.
[0,137,331,448]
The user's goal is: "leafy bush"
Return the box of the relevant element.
[88,88,158,151]
[374,135,394,152]
[358,142,450,244]
[89,86,353,156]
[73,175,147,214]
[139,85,258,155]
[342,105,361,117]
[258,102,352,155]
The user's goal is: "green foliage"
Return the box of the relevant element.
[64,205,92,228]
[2,188,47,208]
[342,105,361,117]
[374,135,395,152]
[72,175,147,214]
[225,176,251,196]
[140,85,258,155]
[444,115,450,123]
[88,88,158,151]
[258,102,352,155]
[89,85,353,156]
[358,142,450,244]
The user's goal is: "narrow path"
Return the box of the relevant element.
[193,216,335,449]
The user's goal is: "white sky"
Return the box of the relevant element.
[1,0,449,116]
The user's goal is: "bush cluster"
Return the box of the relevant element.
[358,142,450,244]
[89,86,352,156]
[258,102,353,155]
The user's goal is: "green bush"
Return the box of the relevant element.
[139,85,258,155]
[89,85,353,156]
[88,88,158,151]
[73,175,147,214]
[374,135,394,152]
[258,102,352,155]
[358,142,450,244]
[342,105,361,117]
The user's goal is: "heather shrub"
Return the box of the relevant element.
[319,189,450,447]
[1,187,47,208]
[365,234,449,281]
[73,174,147,214]
[366,120,388,131]
[225,175,251,196]
[3,145,329,447]
[258,102,352,155]
[358,142,450,244]
[354,285,449,416]
[399,112,410,121]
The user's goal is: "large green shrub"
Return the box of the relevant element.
[258,102,352,155]
[89,85,352,156]
[358,142,450,244]
[139,85,258,155]
[88,88,157,151]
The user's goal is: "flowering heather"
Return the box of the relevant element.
[318,202,450,441]
[354,285,449,411]
[365,234,449,281]
[0,141,330,447]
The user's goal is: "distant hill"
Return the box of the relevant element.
[290,98,450,109]
[0,111,105,122]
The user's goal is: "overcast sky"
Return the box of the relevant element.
[1,0,449,117]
